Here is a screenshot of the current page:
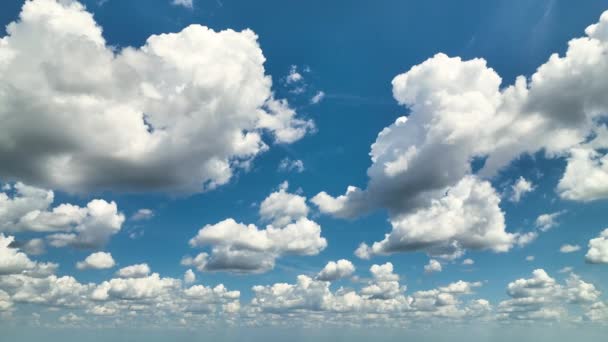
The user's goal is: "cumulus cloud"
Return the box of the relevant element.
[313,10,608,260]
[0,234,36,275]
[586,228,608,264]
[354,176,515,259]
[557,126,608,201]
[0,183,125,249]
[316,259,355,281]
[115,263,151,278]
[76,252,115,270]
[0,0,312,194]
[509,177,535,202]
[424,259,442,273]
[498,269,601,321]
[560,244,581,253]
[250,262,490,323]
[535,211,563,231]
[259,182,308,226]
[184,269,196,284]
[278,158,305,173]
[186,185,326,273]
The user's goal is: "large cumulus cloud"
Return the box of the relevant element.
[313,10,608,259]
[0,0,312,193]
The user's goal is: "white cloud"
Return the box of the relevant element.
[355,176,516,259]
[171,0,193,9]
[313,10,608,260]
[131,209,154,221]
[46,200,125,249]
[535,211,563,231]
[115,263,151,278]
[462,258,474,265]
[498,269,601,321]
[278,158,304,173]
[316,259,355,281]
[184,269,196,284]
[310,91,325,104]
[286,65,303,84]
[586,228,608,264]
[424,259,442,273]
[0,234,36,275]
[560,244,581,253]
[76,252,115,270]
[509,177,535,202]
[526,255,535,262]
[0,0,312,193]
[0,183,125,249]
[187,186,326,273]
[259,182,308,226]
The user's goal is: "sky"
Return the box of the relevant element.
[2,0,608,340]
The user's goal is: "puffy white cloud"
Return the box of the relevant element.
[314,10,608,260]
[184,269,196,284]
[560,244,581,253]
[92,273,180,301]
[0,0,311,194]
[0,183,125,249]
[259,182,308,226]
[586,228,608,264]
[278,158,304,173]
[498,269,601,321]
[356,177,515,259]
[557,112,608,201]
[424,259,442,274]
[115,263,151,278]
[0,234,36,275]
[526,255,535,262]
[509,177,534,202]
[535,211,563,231]
[187,217,326,273]
[131,209,154,221]
[317,259,355,281]
[76,252,115,270]
[462,258,474,265]
[187,185,326,273]
[249,263,490,324]
[46,200,124,249]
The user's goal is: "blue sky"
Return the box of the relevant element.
[2,0,608,340]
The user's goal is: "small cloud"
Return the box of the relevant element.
[286,65,303,84]
[558,266,573,274]
[535,211,563,232]
[311,91,325,104]
[509,177,535,202]
[525,255,535,262]
[76,252,115,270]
[559,244,581,253]
[424,259,442,273]
[278,158,305,173]
[131,209,154,221]
[462,258,474,266]
[171,0,193,9]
